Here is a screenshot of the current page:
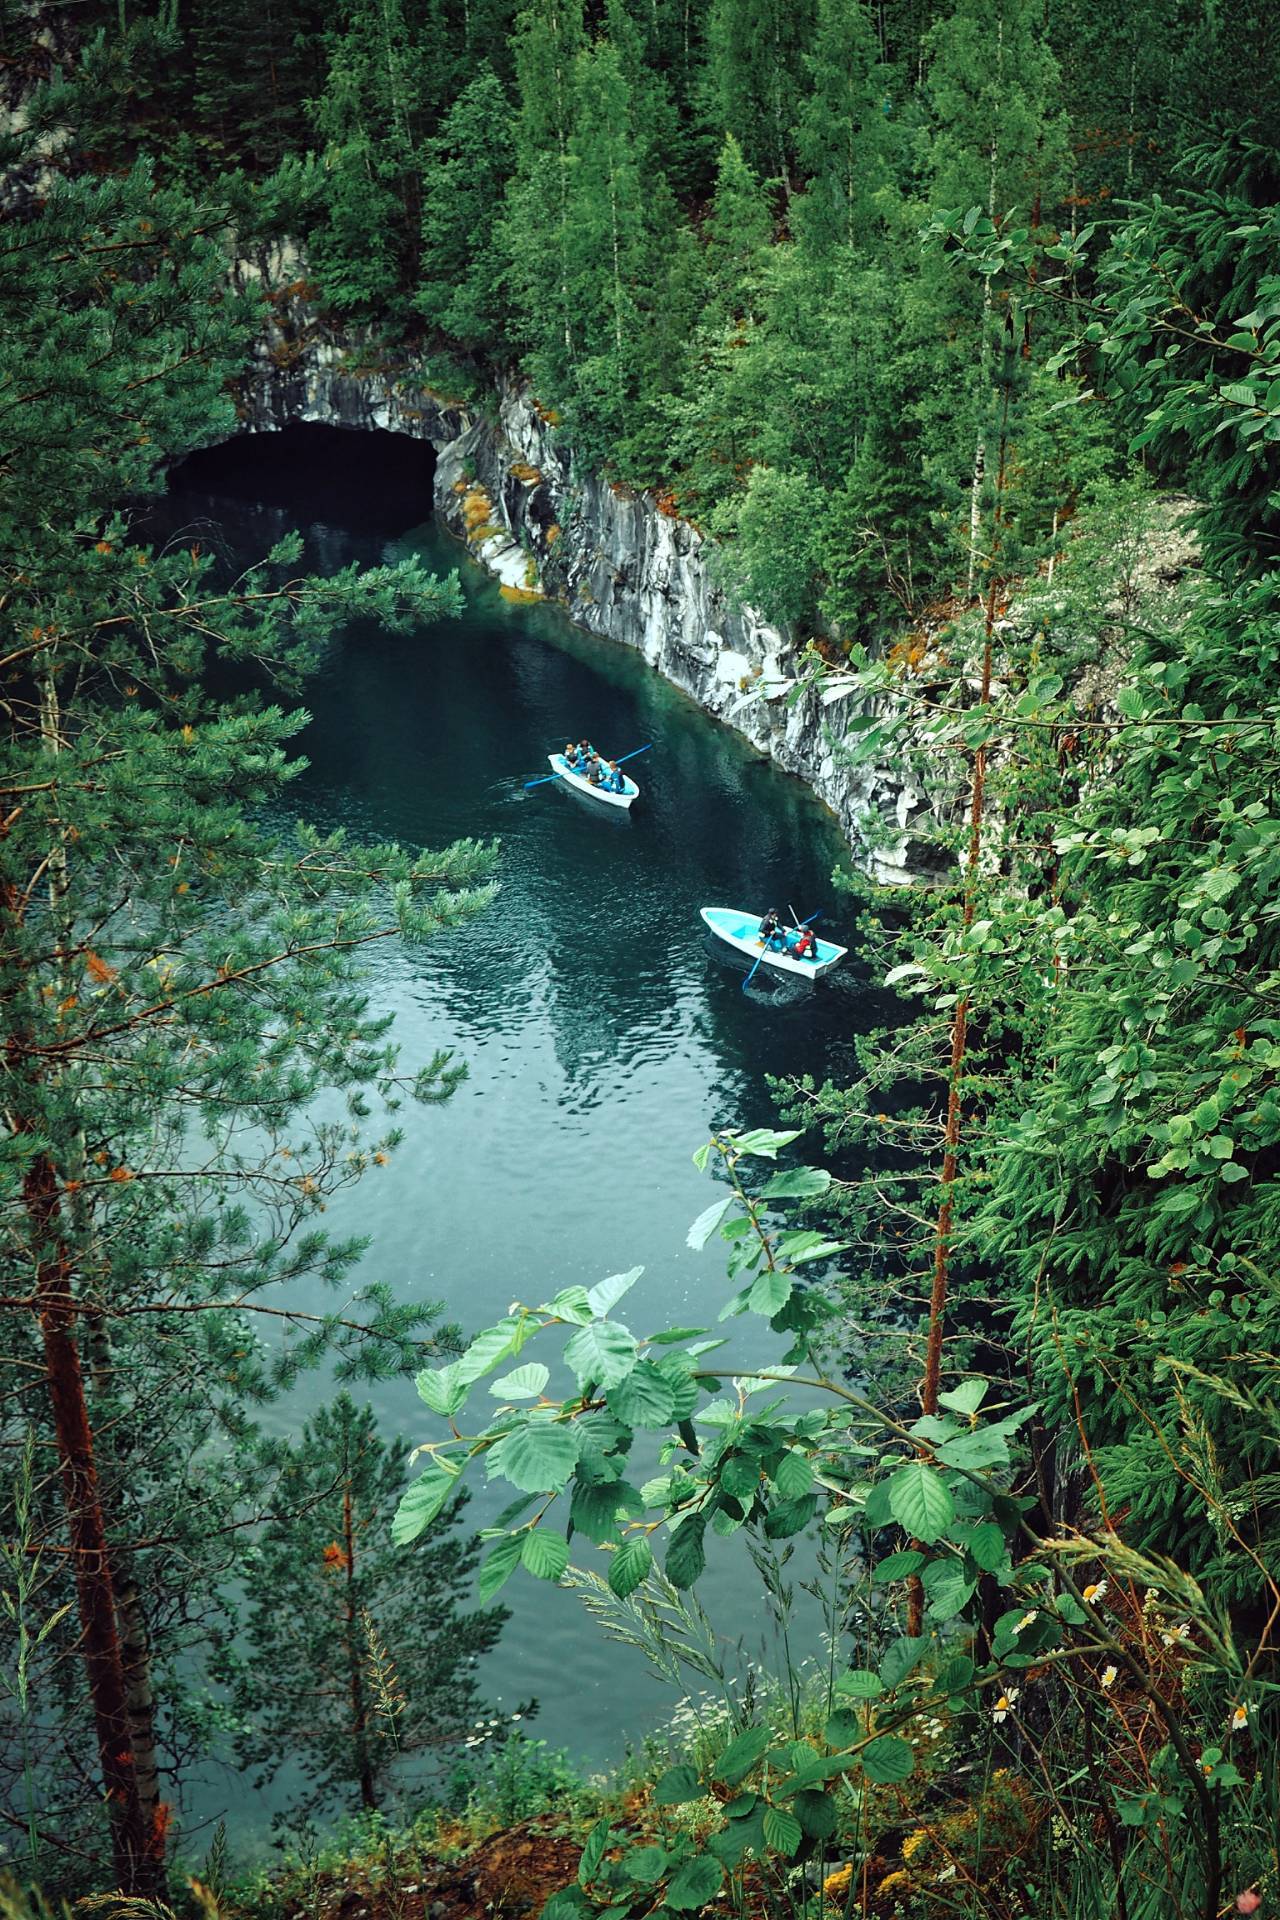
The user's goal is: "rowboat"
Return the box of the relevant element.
[547,752,639,811]
[700,907,847,979]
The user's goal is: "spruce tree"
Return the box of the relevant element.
[417,67,517,350]
[229,1395,507,1817]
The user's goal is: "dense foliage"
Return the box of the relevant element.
[3,0,1280,1913]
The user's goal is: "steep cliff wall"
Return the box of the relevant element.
[237,331,951,882]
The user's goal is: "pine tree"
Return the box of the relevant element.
[229,1395,508,1816]
[702,0,815,192]
[0,95,496,1894]
[794,0,894,253]
[417,67,516,350]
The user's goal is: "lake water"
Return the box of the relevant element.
[160,427,887,1832]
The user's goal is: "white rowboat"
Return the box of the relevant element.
[700,906,847,979]
[548,752,639,810]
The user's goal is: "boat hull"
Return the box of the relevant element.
[548,753,639,809]
[700,906,846,978]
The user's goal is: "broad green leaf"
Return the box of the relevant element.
[759,1166,832,1200]
[520,1528,570,1581]
[653,1762,703,1806]
[488,1420,579,1493]
[713,1724,771,1786]
[578,1817,611,1889]
[747,1268,792,1316]
[477,1533,524,1604]
[570,1478,643,1545]
[456,1317,528,1385]
[965,1521,1008,1572]
[666,1855,724,1909]
[391,1462,460,1545]
[924,1563,977,1620]
[587,1267,643,1318]
[543,1286,594,1326]
[860,1735,915,1784]
[608,1536,652,1598]
[937,1378,989,1416]
[793,1789,837,1839]
[416,1361,469,1418]
[564,1319,639,1390]
[835,1668,884,1699]
[666,1514,707,1588]
[772,1449,814,1499]
[726,1127,803,1158]
[490,1363,550,1401]
[608,1361,676,1428]
[879,1635,927,1688]
[687,1197,735,1249]
[621,1846,668,1885]
[775,1229,848,1265]
[762,1806,802,1857]
[873,1548,926,1582]
[888,1461,955,1542]
[763,1493,816,1538]
[936,1429,1009,1470]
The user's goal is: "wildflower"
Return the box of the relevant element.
[1236,1891,1261,1914]
[1232,1703,1250,1732]
[1160,1621,1191,1647]
[1101,1666,1118,1691]
[1013,1611,1038,1635]
[511,1713,523,1722]
[823,1865,853,1898]
[1082,1579,1109,1605]
[991,1686,1019,1724]
[936,1864,958,1883]
[902,1829,929,1862]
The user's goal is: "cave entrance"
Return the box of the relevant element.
[170,422,438,538]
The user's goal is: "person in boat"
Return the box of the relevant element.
[789,924,817,960]
[602,758,625,793]
[586,755,604,786]
[564,741,584,771]
[758,908,786,951]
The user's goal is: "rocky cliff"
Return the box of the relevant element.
[236,323,951,882]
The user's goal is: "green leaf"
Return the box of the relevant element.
[873,1548,926,1582]
[570,1479,641,1545]
[415,1361,470,1418]
[760,1166,832,1200]
[888,1462,955,1542]
[520,1528,570,1581]
[456,1317,527,1385]
[793,1789,837,1839]
[564,1319,639,1390]
[860,1735,915,1784]
[747,1268,792,1316]
[488,1420,579,1494]
[772,1450,814,1499]
[665,1514,707,1588]
[714,1724,771,1786]
[687,1197,735,1249]
[587,1267,643,1318]
[835,1668,884,1699]
[936,1429,1009,1470]
[543,1286,594,1326]
[727,1127,802,1159]
[490,1363,550,1401]
[621,1845,668,1884]
[666,1855,724,1909]
[937,1378,989,1416]
[653,1763,703,1806]
[476,1533,524,1603]
[762,1806,802,1856]
[391,1463,460,1544]
[608,1536,652,1598]
[608,1361,676,1428]
[578,1817,611,1888]
[966,1521,1008,1573]
[763,1493,816,1538]
[774,1230,848,1265]
[878,1636,927,1688]
[923,1562,978,1620]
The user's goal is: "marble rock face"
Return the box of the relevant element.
[238,327,956,883]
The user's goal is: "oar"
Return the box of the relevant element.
[523,742,653,790]
[741,909,822,994]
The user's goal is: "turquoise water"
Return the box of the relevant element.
[160,428,887,1827]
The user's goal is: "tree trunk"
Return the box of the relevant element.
[344,1483,377,1810]
[23,1151,157,1890]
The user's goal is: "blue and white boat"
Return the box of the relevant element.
[700,906,847,979]
[547,752,640,810]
